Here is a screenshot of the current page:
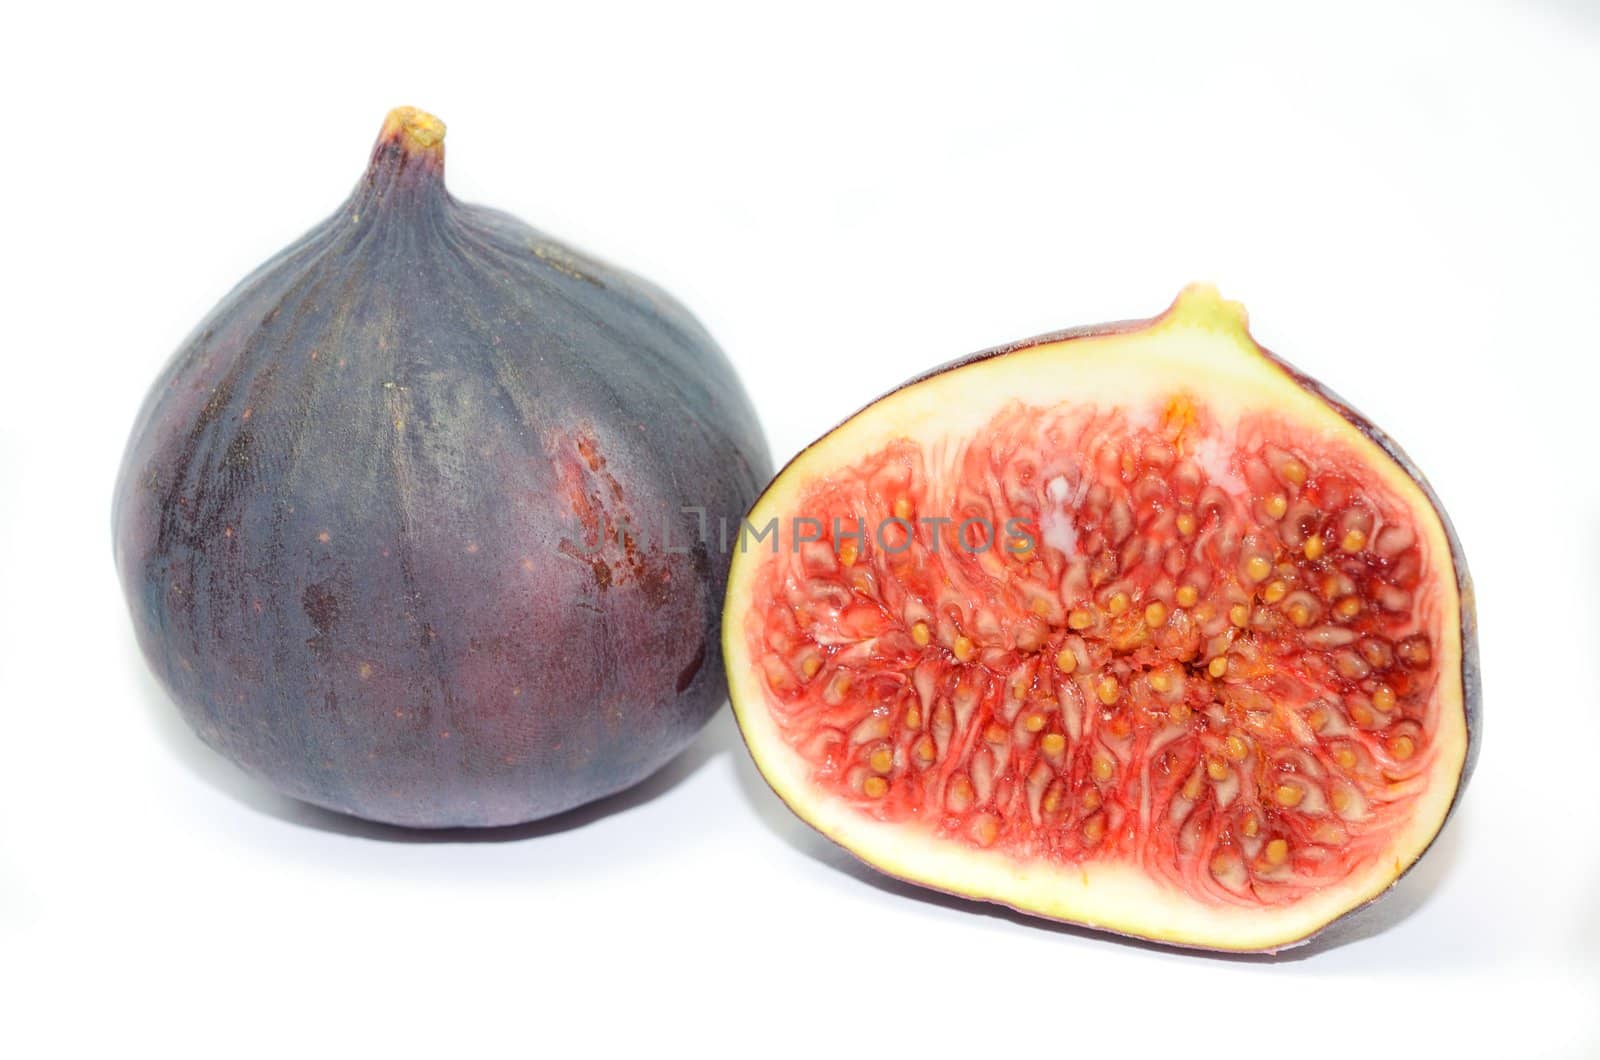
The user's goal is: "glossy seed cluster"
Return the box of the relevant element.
[751,396,1442,905]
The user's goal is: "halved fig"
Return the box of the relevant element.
[723,285,1477,952]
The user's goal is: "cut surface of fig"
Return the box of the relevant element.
[724,286,1476,951]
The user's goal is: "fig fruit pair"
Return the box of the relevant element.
[115,108,1477,952]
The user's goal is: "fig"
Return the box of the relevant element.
[723,285,1476,951]
[114,108,770,828]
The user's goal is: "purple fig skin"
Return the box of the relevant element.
[113,110,770,828]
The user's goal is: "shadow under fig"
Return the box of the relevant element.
[726,728,1467,963]
[131,635,737,844]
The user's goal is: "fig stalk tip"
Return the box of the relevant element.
[380,106,446,154]
[1163,282,1251,339]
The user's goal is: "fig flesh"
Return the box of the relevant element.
[724,286,1476,951]
[114,108,770,827]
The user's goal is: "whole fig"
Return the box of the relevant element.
[115,108,770,827]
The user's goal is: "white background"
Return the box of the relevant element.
[3,1,1597,1055]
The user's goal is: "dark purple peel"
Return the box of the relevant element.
[114,108,771,827]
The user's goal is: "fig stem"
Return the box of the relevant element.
[380,106,446,154]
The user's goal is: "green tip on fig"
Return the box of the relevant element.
[380,106,446,153]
